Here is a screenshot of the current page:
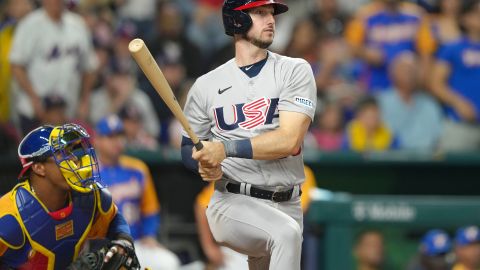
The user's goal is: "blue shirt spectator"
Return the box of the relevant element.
[345,0,429,92]
[430,1,480,151]
[378,90,442,150]
[436,37,480,122]
[378,53,443,150]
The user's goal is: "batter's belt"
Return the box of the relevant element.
[226,182,301,202]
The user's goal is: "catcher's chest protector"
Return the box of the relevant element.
[1,186,97,270]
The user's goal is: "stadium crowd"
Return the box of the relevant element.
[1,0,480,154]
[1,0,480,269]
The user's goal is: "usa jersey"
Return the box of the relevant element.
[437,37,480,122]
[345,2,426,91]
[100,155,160,240]
[196,165,317,212]
[182,52,317,187]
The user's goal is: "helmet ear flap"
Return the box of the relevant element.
[222,8,252,36]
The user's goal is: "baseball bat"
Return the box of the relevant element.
[128,38,203,150]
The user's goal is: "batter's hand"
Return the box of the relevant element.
[199,162,223,181]
[192,141,226,167]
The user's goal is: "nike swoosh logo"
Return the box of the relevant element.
[218,86,232,94]
[245,65,253,71]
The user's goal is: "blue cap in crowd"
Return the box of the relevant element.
[455,226,480,246]
[95,115,124,136]
[420,229,451,256]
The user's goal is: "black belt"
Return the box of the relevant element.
[226,182,301,202]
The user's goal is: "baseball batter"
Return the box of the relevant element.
[181,1,316,269]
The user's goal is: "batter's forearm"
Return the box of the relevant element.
[250,128,303,160]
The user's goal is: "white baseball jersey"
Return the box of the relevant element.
[183,51,316,187]
[9,8,98,118]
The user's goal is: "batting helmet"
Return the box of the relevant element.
[222,0,288,36]
[18,123,102,193]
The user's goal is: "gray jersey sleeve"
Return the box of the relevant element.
[182,80,211,140]
[277,61,316,121]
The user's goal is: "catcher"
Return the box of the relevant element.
[0,123,140,270]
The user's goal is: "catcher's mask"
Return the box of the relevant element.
[18,123,102,193]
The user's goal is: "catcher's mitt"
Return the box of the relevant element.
[67,239,140,270]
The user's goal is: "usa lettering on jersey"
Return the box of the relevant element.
[214,98,279,131]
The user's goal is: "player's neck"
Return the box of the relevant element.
[30,178,69,212]
[235,40,268,67]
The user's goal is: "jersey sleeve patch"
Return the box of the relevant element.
[0,214,25,249]
[294,96,315,109]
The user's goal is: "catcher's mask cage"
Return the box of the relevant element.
[222,0,288,36]
[18,123,102,193]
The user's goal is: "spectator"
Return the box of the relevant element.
[452,225,480,270]
[142,3,199,144]
[344,0,432,92]
[147,1,204,79]
[310,101,344,151]
[194,165,317,269]
[0,0,33,123]
[116,0,156,39]
[89,61,160,140]
[186,0,229,56]
[112,21,138,76]
[417,0,462,88]
[167,82,193,149]
[0,123,19,155]
[431,0,480,151]
[94,115,180,270]
[283,19,320,65]
[343,96,398,152]
[42,93,68,126]
[354,230,385,270]
[9,0,98,135]
[308,0,349,39]
[377,52,442,150]
[407,229,453,270]
[118,103,158,151]
[315,33,359,97]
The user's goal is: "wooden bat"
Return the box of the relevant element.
[128,38,203,150]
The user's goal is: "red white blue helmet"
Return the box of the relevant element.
[222,0,288,36]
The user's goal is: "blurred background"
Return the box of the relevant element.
[1,0,480,269]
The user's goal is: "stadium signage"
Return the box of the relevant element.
[352,201,416,222]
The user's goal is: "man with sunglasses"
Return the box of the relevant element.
[0,123,140,269]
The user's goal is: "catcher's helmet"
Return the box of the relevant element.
[222,0,288,36]
[18,123,102,193]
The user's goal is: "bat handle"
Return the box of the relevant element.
[194,141,204,151]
